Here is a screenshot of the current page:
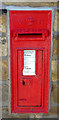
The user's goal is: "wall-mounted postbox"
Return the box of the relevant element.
[9,10,52,113]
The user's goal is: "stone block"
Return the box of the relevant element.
[0,44,2,56]
[52,39,57,60]
[49,105,59,114]
[0,14,7,33]
[2,84,8,103]
[0,107,2,119]
[0,85,2,108]
[52,38,59,60]
[3,2,57,7]
[51,60,59,81]
[2,106,33,118]
[0,32,7,56]
[0,60,8,81]
[1,36,7,44]
[51,82,59,104]
[2,42,7,56]
[54,11,59,32]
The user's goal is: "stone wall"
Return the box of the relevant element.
[0,2,59,119]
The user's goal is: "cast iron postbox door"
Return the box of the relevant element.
[17,50,42,107]
[9,10,52,113]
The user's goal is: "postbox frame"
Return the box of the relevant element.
[7,7,54,114]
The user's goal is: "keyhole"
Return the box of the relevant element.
[22,80,25,85]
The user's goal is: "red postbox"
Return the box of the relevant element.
[9,10,52,113]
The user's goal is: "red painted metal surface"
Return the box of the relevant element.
[9,10,52,113]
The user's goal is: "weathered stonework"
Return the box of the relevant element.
[50,105,59,114]
[52,39,58,59]
[0,44,2,56]
[1,60,8,81]
[2,43,7,56]
[0,14,7,33]
[51,60,57,81]
[54,11,59,32]
[3,2,57,7]
[1,2,59,119]
[51,82,59,104]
